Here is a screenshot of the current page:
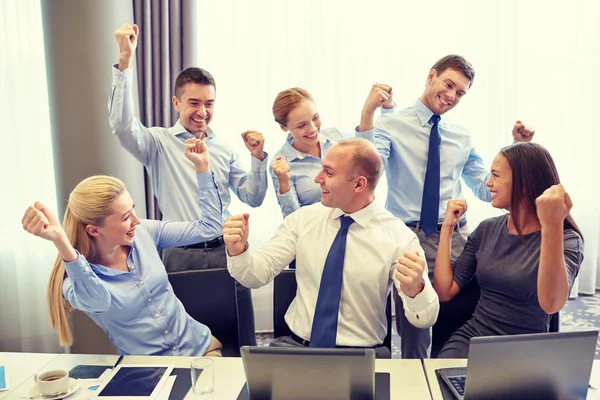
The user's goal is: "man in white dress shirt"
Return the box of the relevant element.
[223,138,440,358]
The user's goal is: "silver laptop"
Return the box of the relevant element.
[240,345,375,400]
[438,330,598,400]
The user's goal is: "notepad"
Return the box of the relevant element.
[0,365,8,392]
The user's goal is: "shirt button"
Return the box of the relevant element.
[139,281,145,286]
[172,346,177,351]
[83,266,90,272]
[129,264,135,270]
[147,298,152,302]
[164,330,169,334]
[79,260,86,267]
[155,313,160,318]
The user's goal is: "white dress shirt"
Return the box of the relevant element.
[227,201,440,347]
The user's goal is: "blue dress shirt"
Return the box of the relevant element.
[357,99,491,223]
[108,66,269,225]
[62,172,223,356]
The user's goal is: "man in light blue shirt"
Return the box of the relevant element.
[357,54,534,358]
[108,23,269,348]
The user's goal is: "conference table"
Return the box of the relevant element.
[0,353,431,399]
[4,352,600,399]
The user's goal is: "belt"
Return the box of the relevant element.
[290,332,384,349]
[405,218,467,232]
[179,236,224,250]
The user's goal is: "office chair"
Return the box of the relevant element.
[168,268,241,357]
[273,267,393,358]
[431,278,481,358]
[70,309,118,355]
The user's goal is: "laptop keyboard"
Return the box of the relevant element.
[448,376,466,396]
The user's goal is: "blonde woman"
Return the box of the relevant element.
[22,138,224,356]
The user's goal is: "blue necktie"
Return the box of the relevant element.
[420,114,441,236]
[309,215,355,348]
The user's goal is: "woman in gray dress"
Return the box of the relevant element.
[433,142,584,358]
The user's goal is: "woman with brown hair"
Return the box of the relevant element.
[21,139,225,356]
[433,142,584,358]
[270,84,394,218]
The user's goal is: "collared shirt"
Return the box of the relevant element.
[356,99,491,223]
[108,66,269,226]
[62,173,223,356]
[270,127,343,217]
[227,201,439,347]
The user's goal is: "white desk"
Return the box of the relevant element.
[0,353,60,399]
[425,358,600,400]
[0,353,432,400]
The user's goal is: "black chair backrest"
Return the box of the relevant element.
[273,268,393,357]
[168,268,241,357]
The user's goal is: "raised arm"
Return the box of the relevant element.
[224,212,298,288]
[434,200,469,302]
[21,203,111,313]
[144,138,223,249]
[108,23,159,166]
[227,131,269,207]
[536,184,578,314]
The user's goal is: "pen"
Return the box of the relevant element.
[112,355,124,369]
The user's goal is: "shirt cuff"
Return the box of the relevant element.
[380,103,396,113]
[196,171,217,188]
[63,252,95,281]
[399,279,438,314]
[226,245,252,272]
[251,152,269,172]
[112,64,133,88]
[355,127,375,142]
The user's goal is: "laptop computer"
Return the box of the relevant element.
[240,346,375,400]
[437,330,599,400]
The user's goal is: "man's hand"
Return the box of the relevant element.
[395,251,426,298]
[241,131,265,161]
[271,156,291,194]
[184,138,210,172]
[114,23,139,71]
[512,120,535,143]
[536,184,572,229]
[359,83,393,132]
[22,202,66,243]
[223,214,250,256]
[442,200,467,229]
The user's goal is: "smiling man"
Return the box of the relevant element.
[108,23,269,348]
[356,54,535,359]
[223,138,439,358]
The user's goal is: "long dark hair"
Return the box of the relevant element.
[500,142,583,241]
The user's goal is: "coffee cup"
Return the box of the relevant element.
[33,370,70,396]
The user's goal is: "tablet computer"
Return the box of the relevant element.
[95,365,174,399]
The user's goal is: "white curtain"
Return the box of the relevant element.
[195,0,600,331]
[0,0,61,351]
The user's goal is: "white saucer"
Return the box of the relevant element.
[28,378,80,400]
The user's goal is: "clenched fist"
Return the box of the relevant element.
[241,131,265,161]
[271,156,291,194]
[184,138,210,172]
[395,251,426,298]
[114,23,139,71]
[362,83,393,115]
[536,184,572,229]
[442,200,467,229]
[22,202,65,243]
[512,120,535,143]
[223,214,250,256]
